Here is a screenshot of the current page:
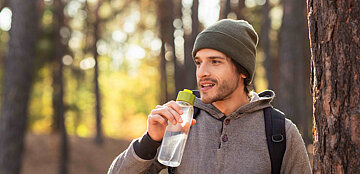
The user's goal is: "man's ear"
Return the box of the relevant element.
[240,74,247,79]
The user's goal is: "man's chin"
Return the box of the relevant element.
[201,99,212,104]
[200,95,214,104]
[201,93,226,104]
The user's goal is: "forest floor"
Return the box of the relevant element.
[22,133,131,174]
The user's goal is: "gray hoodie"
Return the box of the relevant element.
[108,90,312,174]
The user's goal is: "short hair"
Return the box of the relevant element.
[230,59,253,95]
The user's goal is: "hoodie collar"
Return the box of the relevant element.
[194,90,275,119]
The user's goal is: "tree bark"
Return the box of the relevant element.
[93,0,104,145]
[53,0,69,173]
[235,0,245,20]
[157,0,175,102]
[173,0,185,94]
[0,0,8,10]
[0,0,38,173]
[219,0,231,19]
[159,42,169,104]
[308,0,360,173]
[261,0,273,90]
[278,0,311,144]
[184,0,199,90]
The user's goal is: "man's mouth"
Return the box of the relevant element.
[201,83,215,88]
[199,79,217,92]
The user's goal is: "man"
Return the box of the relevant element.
[108,19,311,174]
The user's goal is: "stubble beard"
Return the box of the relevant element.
[200,75,240,104]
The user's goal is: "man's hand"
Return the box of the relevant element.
[147,101,196,142]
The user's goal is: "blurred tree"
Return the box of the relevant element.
[219,0,231,19]
[53,0,69,173]
[157,0,175,102]
[308,0,360,173]
[0,0,38,173]
[261,0,273,91]
[0,0,7,11]
[220,0,245,20]
[278,0,311,144]
[234,0,245,20]
[173,0,185,95]
[184,0,199,90]
[174,0,182,28]
[92,0,104,145]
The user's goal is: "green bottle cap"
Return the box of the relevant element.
[176,89,196,105]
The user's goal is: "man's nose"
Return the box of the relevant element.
[197,63,210,78]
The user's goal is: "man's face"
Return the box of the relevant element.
[194,49,245,104]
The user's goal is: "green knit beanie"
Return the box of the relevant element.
[192,19,258,85]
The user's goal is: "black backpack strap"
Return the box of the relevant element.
[192,90,200,98]
[193,106,200,119]
[263,107,286,174]
[192,90,201,119]
[145,160,167,174]
[168,166,176,174]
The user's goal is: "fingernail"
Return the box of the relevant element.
[178,117,183,122]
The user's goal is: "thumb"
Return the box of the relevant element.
[190,119,197,127]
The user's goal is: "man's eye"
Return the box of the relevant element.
[212,60,220,64]
[194,61,201,65]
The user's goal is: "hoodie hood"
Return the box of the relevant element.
[194,90,275,119]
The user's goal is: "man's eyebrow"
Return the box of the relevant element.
[193,56,227,60]
[208,56,226,59]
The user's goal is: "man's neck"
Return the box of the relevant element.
[212,90,250,116]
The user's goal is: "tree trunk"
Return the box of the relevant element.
[0,1,8,9]
[159,42,168,104]
[173,0,185,95]
[0,0,38,173]
[53,0,69,173]
[261,0,273,90]
[93,0,104,145]
[219,0,231,19]
[307,0,360,173]
[184,0,199,90]
[157,0,175,102]
[235,0,245,20]
[278,0,311,144]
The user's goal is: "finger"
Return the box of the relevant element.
[155,105,162,109]
[190,119,196,127]
[164,101,183,123]
[148,114,168,126]
[182,122,191,134]
[164,106,183,123]
[164,101,183,115]
[153,105,182,124]
[151,108,177,125]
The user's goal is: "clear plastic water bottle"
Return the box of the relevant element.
[158,89,196,167]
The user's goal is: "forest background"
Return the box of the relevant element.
[0,0,314,173]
